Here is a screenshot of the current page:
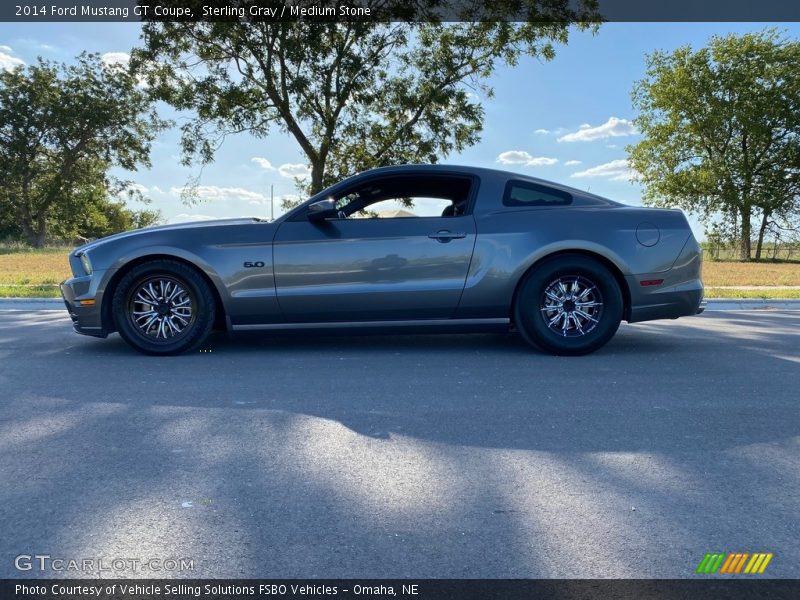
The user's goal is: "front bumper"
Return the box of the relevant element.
[60,274,108,338]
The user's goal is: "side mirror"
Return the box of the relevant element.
[307,198,337,221]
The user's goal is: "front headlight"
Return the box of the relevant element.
[79,252,93,275]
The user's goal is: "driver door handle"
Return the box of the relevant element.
[429,230,466,242]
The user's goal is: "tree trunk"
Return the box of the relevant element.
[309,161,325,196]
[30,231,47,248]
[739,205,752,261]
[754,211,771,260]
[25,214,48,248]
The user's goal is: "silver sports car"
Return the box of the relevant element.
[60,164,704,356]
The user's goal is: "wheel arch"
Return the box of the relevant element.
[510,249,632,323]
[101,254,228,334]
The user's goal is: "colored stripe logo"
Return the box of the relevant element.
[697,552,773,574]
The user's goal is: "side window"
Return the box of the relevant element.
[336,175,474,219]
[350,197,453,219]
[503,180,572,207]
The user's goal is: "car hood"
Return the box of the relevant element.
[72,217,270,256]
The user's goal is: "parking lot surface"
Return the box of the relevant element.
[0,309,798,578]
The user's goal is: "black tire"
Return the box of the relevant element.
[112,260,216,355]
[514,255,623,356]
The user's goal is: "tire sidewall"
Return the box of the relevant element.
[112,260,215,355]
[515,256,623,355]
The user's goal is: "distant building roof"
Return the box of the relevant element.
[377,209,417,218]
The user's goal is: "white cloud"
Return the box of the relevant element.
[570,159,639,182]
[123,183,149,195]
[564,160,582,166]
[496,151,558,167]
[0,50,24,71]
[248,200,264,206]
[278,163,311,179]
[151,186,164,194]
[251,157,275,170]
[526,156,558,166]
[465,91,480,102]
[100,51,151,87]
[169,213,216,224]
[534,128,550,135]
[558,117,637,143]
[101,51,130,68]
[169,185,267,203]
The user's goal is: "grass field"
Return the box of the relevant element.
[0,247,72,284]
[705,287,800,299]
[702,260,800,286]
[0,246,71,297]
[0,284,62,298]
[1,246,799,299]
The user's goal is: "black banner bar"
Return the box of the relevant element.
[3,580,800,600]
[2,0,800,23]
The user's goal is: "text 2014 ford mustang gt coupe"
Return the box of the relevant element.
[61,164,704,356]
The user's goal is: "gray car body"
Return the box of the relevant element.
[60,164,704,337]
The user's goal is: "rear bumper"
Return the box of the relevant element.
[627,279,704,323]
[626,234,705,323]
[60,275,108,338]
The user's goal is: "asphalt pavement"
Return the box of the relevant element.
[0,308,798,579]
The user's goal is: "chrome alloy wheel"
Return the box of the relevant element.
[127,277,195,342]
[539,276,604,337]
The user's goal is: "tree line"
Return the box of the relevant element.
[1,16,798,259]
[629,30,800,260]
[0,54,164,247]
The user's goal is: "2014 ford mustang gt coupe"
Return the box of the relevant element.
[60,164,705,356]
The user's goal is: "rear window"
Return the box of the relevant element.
[503,180,572,207]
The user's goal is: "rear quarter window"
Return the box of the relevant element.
[503,180,572,207]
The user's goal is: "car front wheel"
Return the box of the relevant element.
[514,255,623,356]
[112,260,215,355]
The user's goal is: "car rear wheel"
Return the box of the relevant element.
[112,260,215,355]
[514,255,622,355]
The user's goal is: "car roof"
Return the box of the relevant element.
[352,164,622,205]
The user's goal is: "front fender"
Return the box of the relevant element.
[103,245,229,303]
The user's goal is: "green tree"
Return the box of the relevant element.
[628,30,800,260]
[132,1,598,198]
[0,54,167,247]
[77,199,162,241]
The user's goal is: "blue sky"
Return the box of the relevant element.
[2,21,799,237]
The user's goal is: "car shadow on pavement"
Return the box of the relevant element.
[0,311,798,577]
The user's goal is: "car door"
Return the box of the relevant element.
[273,177,477,322]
